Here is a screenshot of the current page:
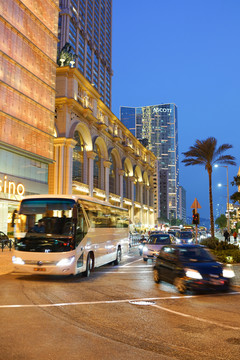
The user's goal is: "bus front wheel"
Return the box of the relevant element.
[85,253,93,277]
[114,247,121,265]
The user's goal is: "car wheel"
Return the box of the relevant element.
[114,247,121,265]
[153,269,161,284]
[174,277,187,294]
[143,258,148,262]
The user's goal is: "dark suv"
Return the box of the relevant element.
[153,244,234,293]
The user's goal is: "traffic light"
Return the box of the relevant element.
[192,210,200,225]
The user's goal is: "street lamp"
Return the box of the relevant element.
[215,165,230,233]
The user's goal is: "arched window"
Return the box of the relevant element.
[93,144,101,189]
[73,131,84,183]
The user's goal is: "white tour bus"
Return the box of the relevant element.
[12,195,129,276]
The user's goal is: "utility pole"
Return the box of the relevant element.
[191,198,201,244]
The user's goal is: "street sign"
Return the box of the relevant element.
[191,198,201,244]
[191,198,201,211]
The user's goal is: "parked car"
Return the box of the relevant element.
[142,233,173,261]
[153,244,235,293]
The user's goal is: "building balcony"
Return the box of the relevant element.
[96,121,108,131]
[72,181,89,194]
[109,193,121,203]
[93,188,106,199]
[123,198,132,206]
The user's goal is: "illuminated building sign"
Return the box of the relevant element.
[0,175,25,196]
[153,107,172,114]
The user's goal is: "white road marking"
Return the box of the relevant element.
[97,271,152,274]
[0,295,195,309]
[120,259,142,267]
[152,302,240,330]
[0,292,239,310]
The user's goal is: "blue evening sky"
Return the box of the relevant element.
[111,0,240,220]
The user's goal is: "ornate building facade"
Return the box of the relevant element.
[50,66,156,229]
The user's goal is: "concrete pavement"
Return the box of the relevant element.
[1,247,240,287]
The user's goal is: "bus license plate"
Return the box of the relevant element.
[34,267,46,272]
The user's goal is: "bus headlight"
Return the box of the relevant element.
[56,256,75,267]
[12,256,25,265]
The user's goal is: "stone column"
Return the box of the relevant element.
[146,186,150,206]
[63,138,77,194]
[83,149,88,184]
[48,138,65,194]
[118,169,125,207]
[139,182,144,225]
[129,176,135,224]
[49,137,77,195]
[103,160,111,202]
[87,151,97,197]
[100,158,105,190]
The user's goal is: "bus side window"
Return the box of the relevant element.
[76,205,87,245]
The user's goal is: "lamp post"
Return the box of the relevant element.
[215,165,230,234]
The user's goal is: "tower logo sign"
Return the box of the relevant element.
[152,107,172,113]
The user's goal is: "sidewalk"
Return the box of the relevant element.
[0,248,14,275]
[1,247,240,287]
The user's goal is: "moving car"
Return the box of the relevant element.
[153,244,235,293]
[143,233,173,261]
[175,231,194,244]
[138,235,148,256]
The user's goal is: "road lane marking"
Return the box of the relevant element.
[0,295,196,309]
[151,303,240,330]
[120,259,142,267]
[0,292,239,310]
[96,271,152,274]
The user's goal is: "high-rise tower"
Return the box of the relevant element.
[58,0,112,108]
[0,0,59,233]
[120,104,179,220]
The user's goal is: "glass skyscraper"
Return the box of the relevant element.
[120,104,179,219]
[58,0,112,108]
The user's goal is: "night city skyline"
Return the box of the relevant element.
[112,0,240,220]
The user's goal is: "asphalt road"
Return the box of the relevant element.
[0,248,240,360]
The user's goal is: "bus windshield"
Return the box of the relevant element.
[15,198,76,252]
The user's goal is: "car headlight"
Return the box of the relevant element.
[185,268,202,279]
[223,267,235,278]
[56,256,75,267]
[143,246,148,252]
[12,256,25,265]
[187,239,193,243]
[176,239,181,243]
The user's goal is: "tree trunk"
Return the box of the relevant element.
[208,169,215,238]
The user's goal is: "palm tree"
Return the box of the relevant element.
[182,137,236,238]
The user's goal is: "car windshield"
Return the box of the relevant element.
[179,247,215,262]
[148,235,171,245]
[180,232,192,239]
